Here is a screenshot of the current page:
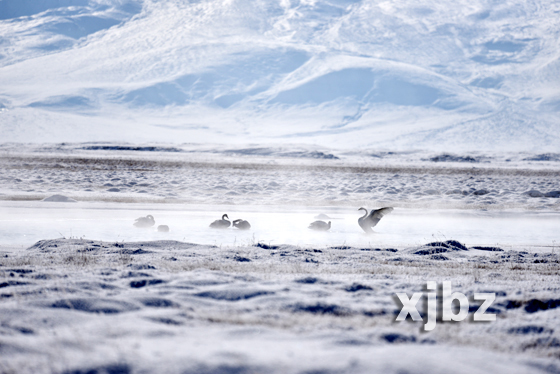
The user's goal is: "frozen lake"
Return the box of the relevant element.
[1,201,558,251]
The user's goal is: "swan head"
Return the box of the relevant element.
[222,214,229,220]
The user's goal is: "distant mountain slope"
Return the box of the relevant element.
[0,0,559,151]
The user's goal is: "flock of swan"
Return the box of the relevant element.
[133,207,393,234]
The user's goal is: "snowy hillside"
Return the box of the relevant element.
[1,0,559,150]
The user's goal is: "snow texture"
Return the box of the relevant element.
[1,238,560,373]
[0,143,559,210]
[1,0,559,151]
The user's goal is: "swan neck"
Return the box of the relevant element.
[359,208,367,218]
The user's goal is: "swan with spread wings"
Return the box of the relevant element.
[358,207,393,233]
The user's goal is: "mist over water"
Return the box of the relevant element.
[2,201,558,250]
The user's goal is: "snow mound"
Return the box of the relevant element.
[42,194,77,202]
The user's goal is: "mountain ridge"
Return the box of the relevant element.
[0,0,559,151]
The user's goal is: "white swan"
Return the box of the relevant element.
[210,214,231,229]
[358,207,393,233]
[308,220,331,231]
[133,215,155,228]
[233,219,251,230]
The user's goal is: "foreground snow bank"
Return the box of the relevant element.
[1,239,559,373]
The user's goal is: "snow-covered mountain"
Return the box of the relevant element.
[1,0,559,151]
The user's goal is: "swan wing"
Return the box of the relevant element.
[367,207,393,227]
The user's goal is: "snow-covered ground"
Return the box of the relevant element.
[1,145,559,373]
[1,237,559,373]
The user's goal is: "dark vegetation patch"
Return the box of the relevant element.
[63,363,131,374]
[116,249,153,255]
[75,281,117,290]
[360,248,398,252]
[430,254,450,261]
[331,246,352,250]
[184,279,227,286]
[32,274,57,280]
[130,279,164,288]
[421,339,437,345]
[522,153,560,162]
[388,257,416,263]
[285,150,339,159]
[525,299,560,313]
[225,147,339,160]
[522,337,560,350]
[500,299,560,313]
[336,339,371,346]
[194,289,273,301]
[29,239,100,252]
[472,246,504,252]
[533,258,550,263]
[414,247,449,255]
[429,154,478,163]
[502,300,523,309]
[344,283,373,292]
[3,324,34,335]
[6,269,33,274]
[473,189,489,195]
[294,277,322,284]
[0,281,31,288]
[508,325,553,335]
[381,333,417,343]
[234,256,251,262]
[362,309,387,317]
[127,264,156,270]
[122,271,152,278]
[255,243,279,250]
[414,240,468,255]
[83,145,182,152]
[288,303,352,316]
[138,297,177,308]
[427,240,468,250]
[146,317,183,325]
[49,298,139,314]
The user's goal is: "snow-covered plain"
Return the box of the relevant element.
[1,0,560,372]
[1,145,559,373]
